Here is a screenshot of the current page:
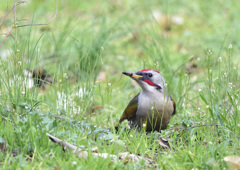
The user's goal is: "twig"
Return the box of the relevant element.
[0,1,26,48]
[0,19,28,31]
[14,0,17,24]
[0,0,59,48]
[0,26,14,48]
[46,133,116,159]
[1,115,8,121]
[16,0,58,28]
[0,1,26,27]
[46,133,155,166]
[0,33,15,40]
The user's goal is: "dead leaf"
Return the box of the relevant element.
[152,11,171,31]
[224,155,240,170]
[130,79,138,88]
[130,30,140,43]
[155,138,173,150]
[119,152,139,163]
[97,71,106,82]
[119,152,155,166]
[54,166,61,170]
[92,105,104,112]
[91,146,98,152]
[188,151,195,157]
[185,63,198,75]
[152,11,184,31]
[171,15,184,25]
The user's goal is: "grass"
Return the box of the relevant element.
[0,0,240,169]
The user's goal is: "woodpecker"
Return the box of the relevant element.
[116,69,176,132]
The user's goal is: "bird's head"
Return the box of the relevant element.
[123,69,166,92]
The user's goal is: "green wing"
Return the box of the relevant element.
[119,93,139,123]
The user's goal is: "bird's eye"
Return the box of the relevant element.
[148,73,153,77]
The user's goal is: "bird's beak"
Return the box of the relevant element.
[122,72,143,79]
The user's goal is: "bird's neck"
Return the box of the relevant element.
[140,87,168,99]
[142,86,165,93]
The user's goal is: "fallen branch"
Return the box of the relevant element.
[46,133,155,166]
[46,133,116,159]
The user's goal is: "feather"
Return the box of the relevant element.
[119,93,139,122]
[115,94,139,131]
[170,96,176,115]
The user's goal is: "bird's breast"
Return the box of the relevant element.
[136,91,174,131]
[136,92,173,119]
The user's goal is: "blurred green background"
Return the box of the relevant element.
[0,0,239,169]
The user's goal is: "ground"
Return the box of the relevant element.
[0,0,239,169]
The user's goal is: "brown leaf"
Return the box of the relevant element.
[224,155,240,170]
[152,11,184,32]
[91,146,98,152]
[130,79,138,88]
[119,152,155,165]
[97,71,106,82]
[185,63,198,75]
[54,166,61,170]
[119,152,140,163]
[92,105,104,112]
[152,11,171,31]
[171,15,184,25]
[188,151,195,157]
[129,30,140,43]
[155,138,173,150]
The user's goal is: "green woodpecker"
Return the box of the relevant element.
[116,69,176,132]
